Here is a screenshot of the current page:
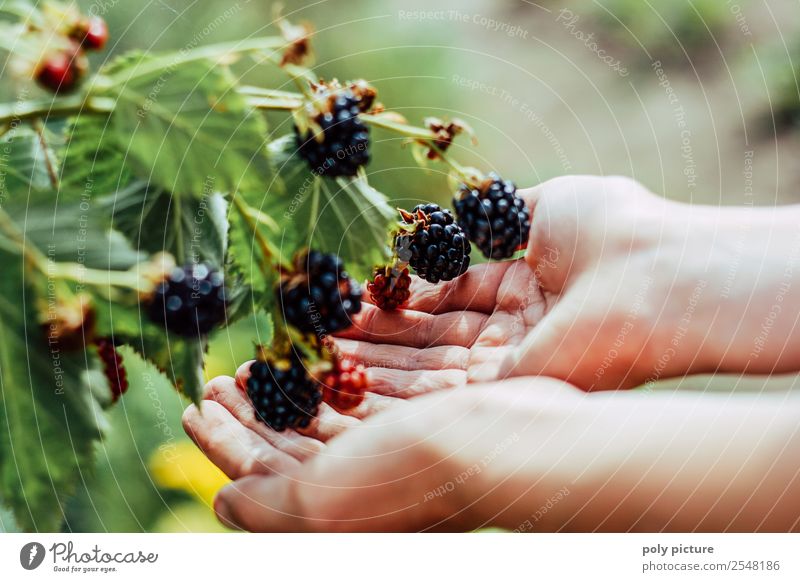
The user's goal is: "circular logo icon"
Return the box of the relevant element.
[19,542,46,570]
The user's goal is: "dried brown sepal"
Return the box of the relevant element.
[41,294,96,351]
[278,18,314,66]
[422,117,476,160]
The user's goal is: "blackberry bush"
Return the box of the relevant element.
[454,174,531,260]
[0,3,525,530]
[396,203,471,284]
[295,89,370,177]
[246,355,322,432]
[148,263,228,337]
[279,250,363,335]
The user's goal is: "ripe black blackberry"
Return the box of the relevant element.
[279,250,362,335]
[246,355,322,432]
[396,204,471,284]
[295,89,370,177]
[454,174,531,260]
[147,263,228,336]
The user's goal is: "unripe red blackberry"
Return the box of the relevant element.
[35,43,87,94]
[295,89,370,177]
[320,359,367,410]
[368,265,411,311]
[96,338,128,402]
[70,16,109,51]
[278,250,362,335]
[246,355,321,432]
[396,204,470,284]
[147,263,228,337]
[453,174,531,260]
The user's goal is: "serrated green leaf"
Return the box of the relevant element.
[111,181,228,267]
[226,202,278,305]
[0,126,56,196]
[0,245,105,531]
[98,54,271,196]
[132,334,206,405]
[14,197,144,270]
[262,135,393,280]
[59,115,133,201]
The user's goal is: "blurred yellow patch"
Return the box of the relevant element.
[149,440,230,506]
[151,501,231,533]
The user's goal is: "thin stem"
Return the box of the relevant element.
[0,206,48,272]
[49,263,150,293]
[0,2,37,23]
[107,36,287,83]
[0,94,113,125]
[245,95,302,111]
[232,195,275,265]
[360,113,481,186]
[359,112,437,140]
[32,118,59,190]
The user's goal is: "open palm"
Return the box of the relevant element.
[182,258,543,481]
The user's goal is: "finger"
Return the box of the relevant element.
[366,367,465,398]
[214,421,436,532]
[297,402,361,441]
[204,374,325,460]
[402,262,511,315]
[182,400,302,480]
[333,338,469,371]
[337,303,487,348]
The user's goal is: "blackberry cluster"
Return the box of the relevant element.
[148,263,228,336]
[368,266,411,311]
[454,174,531,260]
[246,356,322,432]
[295,90,370,177]
[279,250,362,335]
[320,360,367,411]
[96,338,128,402]
[397,204,470,284]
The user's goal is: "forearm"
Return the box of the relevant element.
[656,201,800,377]
[491,389,800,532]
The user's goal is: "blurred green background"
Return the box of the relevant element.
[5,0,796,532]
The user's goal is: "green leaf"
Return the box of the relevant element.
[59,115,133,200]
[132,334,206,405]
[14,197,143,270]
[262,135,393,280]
[112,181,228,267]
[101,182,231,396]
[230,310,273,346]
[0,246,105,531]
[0,126,56,197]
[98,53,271,196]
